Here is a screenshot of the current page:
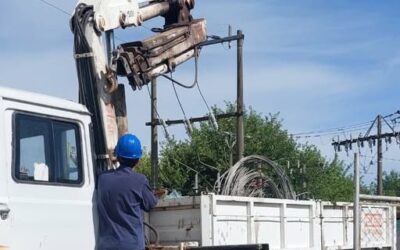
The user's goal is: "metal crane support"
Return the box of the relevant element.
[112,19,206,90]
[71,0,206,171]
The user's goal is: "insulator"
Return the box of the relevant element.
[209,112,219,130]
[357,140,361,148]
[184,119,193,136]
[161,119,171,141]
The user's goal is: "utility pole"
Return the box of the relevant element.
[332,114,399,195]
[353,153,361,250]
[145,31,246,189]
[146,31,246,160]
[237,30,245,161]
[151,78,158,190]
[377,115,383,195]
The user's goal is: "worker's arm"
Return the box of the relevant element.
[141,178,158,212]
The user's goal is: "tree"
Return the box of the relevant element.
[362,170,400,196]
[157,104,353,201]
[383,170,400,196]
[136,151,151,178]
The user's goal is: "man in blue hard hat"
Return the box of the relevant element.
[97,133,158,250]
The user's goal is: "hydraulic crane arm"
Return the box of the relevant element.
[70,0,206,171]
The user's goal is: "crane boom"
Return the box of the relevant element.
[70,0,206,171]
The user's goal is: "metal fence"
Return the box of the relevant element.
[360,205,393,248]
[359,197,399,250]
[354,153,398,250]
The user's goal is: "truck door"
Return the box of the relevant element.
[5,106,96,250]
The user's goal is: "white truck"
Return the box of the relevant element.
[0,87,397,249]
[0,95,397,249]
[0,87,97,249]
[150,194,397,250]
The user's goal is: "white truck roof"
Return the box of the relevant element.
[0,86,90,115]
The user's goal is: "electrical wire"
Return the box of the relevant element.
[196,79,211,112]
[362,148,376,174]
[143,222,159,245]
[384,110,400,118]
[360,154,400,163]
[160,51,199,89]
[161,74,197,89]
[145,84,171,141]
[295,117,399,139]
[190,49,219,130]
[294,125,371,139]
[294,111,400,138]
[145,84,162,119]
[37,0,127,43]
[38,0,71,16]
[173,158,214,190]
[292,121,373,136]
[218,155,296,199]
[171,75,189,119]
[169,72,193,135]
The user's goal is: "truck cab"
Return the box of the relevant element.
[0,87,97,249]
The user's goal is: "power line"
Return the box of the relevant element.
[332,114,400,195]
[145,84,171,141]
[292,121,373,136]
[169,73,193,135]
[191,50,219,130]
[37,0,130,43]
[294,125,372,139]
[293,110,400,137]
[384,110,400,118]
[170,74,189,120]
[196,77,211,112]
[360,154,400,163]
[38,0,71,16]
[295,117,399,139]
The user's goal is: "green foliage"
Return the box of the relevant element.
[383,170,400,196]
[362,170,400,196]
[157,104,353,201]
[136,152,151,179]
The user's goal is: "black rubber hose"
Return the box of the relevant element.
[144,221,159,245]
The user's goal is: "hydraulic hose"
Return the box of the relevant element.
[144,221,159,245]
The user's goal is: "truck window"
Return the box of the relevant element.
[13,113,83,186]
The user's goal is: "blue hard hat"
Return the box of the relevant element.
[114,133,142,160]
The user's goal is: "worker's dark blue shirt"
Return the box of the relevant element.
[97,165,157,250]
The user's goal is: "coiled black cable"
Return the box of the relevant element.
[144,221,159,246]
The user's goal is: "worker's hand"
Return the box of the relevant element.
[153,188,168,199]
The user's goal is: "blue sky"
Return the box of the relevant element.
[1,1,400,183]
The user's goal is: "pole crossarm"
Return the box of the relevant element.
[331,131,400,146]
[197,34,245,48]
[331,114,399,195]
[145,112,238,126]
